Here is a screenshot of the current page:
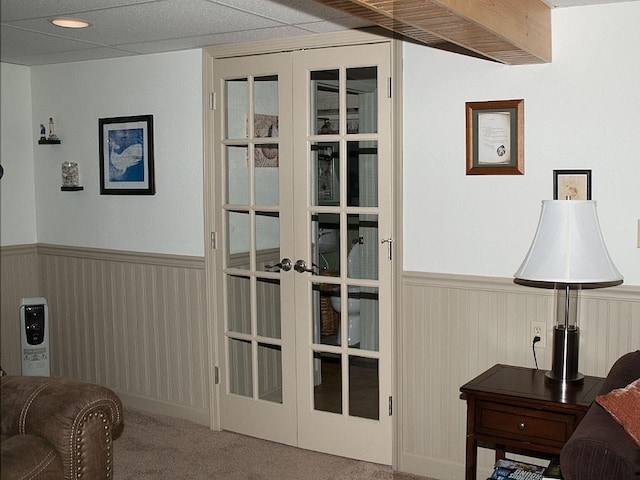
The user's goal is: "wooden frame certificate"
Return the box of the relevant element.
[466,99,524,175]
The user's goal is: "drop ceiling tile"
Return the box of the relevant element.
[120,25,308,53]
[0,0,152,22]
[212,0,351,23]
[6,0,283,46]
[1,25,108,58]
[10,47,137,66]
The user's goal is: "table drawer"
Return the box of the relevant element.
[476,401,577,446]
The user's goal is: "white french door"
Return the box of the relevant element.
[211,41,393,464]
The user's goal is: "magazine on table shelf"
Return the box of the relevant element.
[542,457,562,479]
[487,459,546,480]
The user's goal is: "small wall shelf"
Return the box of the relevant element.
[61,186,84,191]
[38,139,61,145]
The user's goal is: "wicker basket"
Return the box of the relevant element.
[319,270,340,337]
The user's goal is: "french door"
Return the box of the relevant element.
[211,42,393,464]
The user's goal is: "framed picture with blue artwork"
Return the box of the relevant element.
[99,114,155,195]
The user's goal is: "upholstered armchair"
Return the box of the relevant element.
[0,375,123,479]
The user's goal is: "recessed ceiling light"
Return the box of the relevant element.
[51,18,90,29]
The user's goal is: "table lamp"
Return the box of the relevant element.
[514,200,623,384]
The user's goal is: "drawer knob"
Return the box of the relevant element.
[518,422,526,431]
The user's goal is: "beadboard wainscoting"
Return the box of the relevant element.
[1,244,41,374]
[3,245,639,476]
[0,244,210,425]
[397,271,640,479]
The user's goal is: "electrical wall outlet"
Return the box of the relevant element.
[531,321,546,348]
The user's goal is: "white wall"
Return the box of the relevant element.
[403,2,640,286]
[4,3,639,279]
[0,63,38,246]
[29,49,204,256]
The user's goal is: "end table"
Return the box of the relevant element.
[460,364,604,480]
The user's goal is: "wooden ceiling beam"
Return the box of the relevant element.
[315,0,551,65]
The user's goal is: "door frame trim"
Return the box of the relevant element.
[203,28,403,469]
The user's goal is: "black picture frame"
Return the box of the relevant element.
[99,115,155,195]
[553,169,592,200]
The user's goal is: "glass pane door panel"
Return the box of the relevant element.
[311,142,339,206]
[347,141,378,207]
[254,75,279,130]
[349,357,379,420]
[346,67,378,135]
[255,211,279,255]
[226,146,249,205]
[313,282,340,346]
[226,78,248,139]
[258,343,283,403]
[353,286,379,352]
[254,75,280,205]
[227,275,251,334]
[311,70,339,135]
[347,214,378,280]
[255,144,279,204]
[256,278,281,339]
[227,210,250,269]
[312,213,340,275]
[313,352,342,414]
[229,338,252,397]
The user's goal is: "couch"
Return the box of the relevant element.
[560,350,640,479]
[0,375,123,479]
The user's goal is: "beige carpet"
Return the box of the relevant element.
[113,408,432,480]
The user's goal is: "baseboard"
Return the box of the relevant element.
[398,452,473,480]
[116,390,211,427]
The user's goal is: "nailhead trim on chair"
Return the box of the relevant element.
[73,410,112,479]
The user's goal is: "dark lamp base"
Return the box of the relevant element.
[546,325,584,385]
[545,370,584,385]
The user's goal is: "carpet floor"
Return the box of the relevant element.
[113,408,432,480]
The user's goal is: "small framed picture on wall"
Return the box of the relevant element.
[553,169,592,200]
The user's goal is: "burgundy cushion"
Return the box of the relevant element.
[596,378,640,447]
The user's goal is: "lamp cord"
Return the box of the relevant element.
[532,336,541,369]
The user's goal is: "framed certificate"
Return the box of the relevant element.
[466,99,524,175]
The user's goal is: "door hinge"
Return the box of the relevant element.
[209,91,216,110]
[387,77,392,98]
[388,396,393,416]
[210,231,217,249]
[214,366,220,385]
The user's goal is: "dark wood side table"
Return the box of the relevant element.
[460,364,604,480]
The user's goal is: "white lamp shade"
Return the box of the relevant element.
[514,200,623,284]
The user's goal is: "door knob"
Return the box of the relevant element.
[265,258,292,272]
[294,259,314,273]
